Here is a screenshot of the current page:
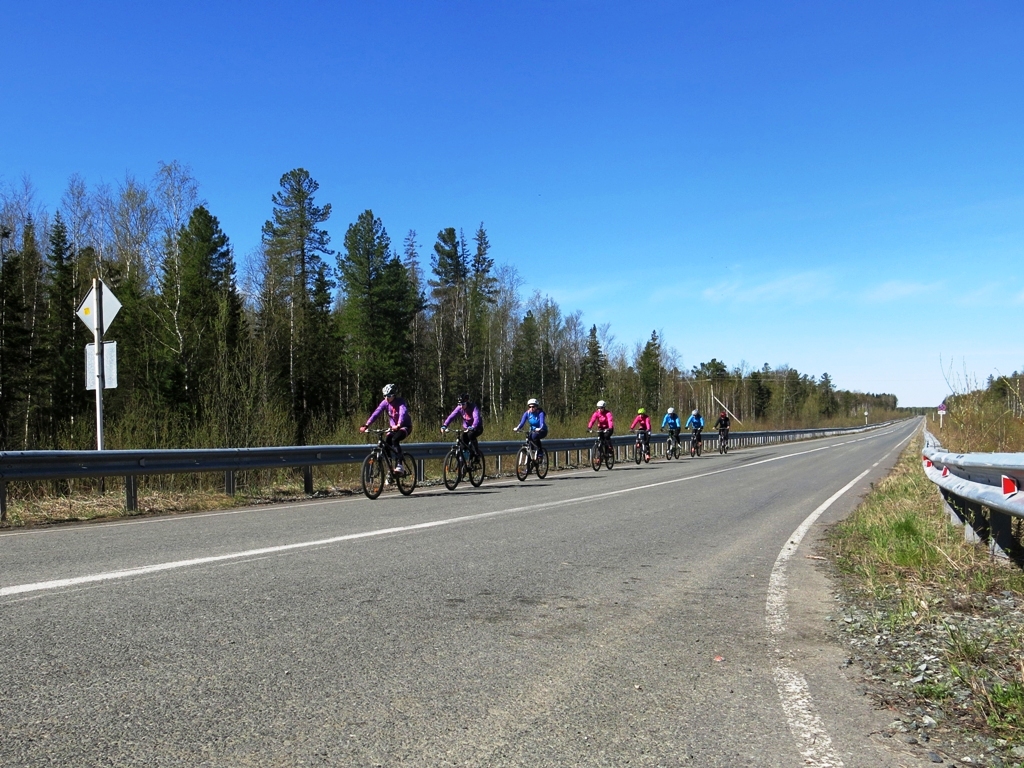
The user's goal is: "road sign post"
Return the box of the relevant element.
[76,279,121,451]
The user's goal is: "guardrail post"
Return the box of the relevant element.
[125,475,138,512]
[1,480,7,522]
[942,490,985,545]
[224,471,236,496]
[303,466,314,496]
[416,459,425,483]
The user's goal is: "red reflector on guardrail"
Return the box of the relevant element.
[941,467,949,478]
[923,458,933,467]
[1003,475,1018,497]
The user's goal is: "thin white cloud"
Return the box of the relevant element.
[701,271,834,304]
[861,280,942,302]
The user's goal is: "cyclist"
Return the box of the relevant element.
[686,408,705,449]
[359,383,413,476]
[629,407,652,461]
[513,398,547,453]
[714,409,731,447]
[587,400,615,455]
[442,393,484,461]
[661,407,682,452]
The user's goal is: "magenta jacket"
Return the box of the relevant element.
[443,403,482,432]
[366,397,413,432]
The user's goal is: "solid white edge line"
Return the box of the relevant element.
[2,424,910,598]
[765,427,915,767]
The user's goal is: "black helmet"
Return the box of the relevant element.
[458,393,471,404]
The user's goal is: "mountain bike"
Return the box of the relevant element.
[361,429,416,499]
[632,429,650,464]
[441,427,485,490]
[690,428,703,458]
[590,429,615,471]
[664,430,681,460]
[515,431,548,481]
[718,428,729,455]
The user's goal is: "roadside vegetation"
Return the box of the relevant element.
[932,371,1024,453]
[827,431,1024,766]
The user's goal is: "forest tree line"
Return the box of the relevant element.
[0,163,902,451]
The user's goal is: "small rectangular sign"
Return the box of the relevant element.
[85,342,118,389]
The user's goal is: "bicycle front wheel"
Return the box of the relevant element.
[516,447,530,481]
[443,448,461,491]
[591,442,602,471]
[361,452,385,499]
[634,442,642,464]
[468,455,485,487]
[535,449,548,479]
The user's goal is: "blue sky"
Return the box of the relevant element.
[3,1,1023,408]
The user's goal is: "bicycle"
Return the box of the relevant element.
[441,427,485,490]
[515,430,548,481]
[589,429,615,471]
[632,429,650,464]
[664,430,681,460]
[689,428,703,458]
[361,429,417,499]
[718,428,729,454]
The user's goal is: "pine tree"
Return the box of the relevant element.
[0,225,30,449]
[338,210,420,411]
[579,324,607,408]
[40,213,82,447]
[260,169,333,443]
[637,331,662,412]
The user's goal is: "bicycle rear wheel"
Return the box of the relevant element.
[515,447,530,481]
[605,446,615,469]
[696,440,702,457]
[591,442,602,471]
[535,449,548,479]
[468,455,485,487]
[443,448,461,491]
[361,452,385,499]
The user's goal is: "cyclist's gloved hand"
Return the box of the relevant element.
[359,425,368,433]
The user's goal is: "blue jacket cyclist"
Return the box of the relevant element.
[513,398,548,453]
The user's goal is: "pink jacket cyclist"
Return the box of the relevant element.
[629,412,652,432]
[630,408,652,457]
[588,401,614,433]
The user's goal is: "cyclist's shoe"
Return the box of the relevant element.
[644,452,650,462]
[394,463,407,476]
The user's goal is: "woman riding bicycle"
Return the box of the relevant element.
[686,408,704,444]
[442,393,484,460]
[714,410,731,443]
[513,398,547,452]
[661,407,681,447]
[588,400,615,450]
[629,407,652,460]
[359,384,413,476]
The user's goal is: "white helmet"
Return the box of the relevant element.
[667,407,675,414]
[527,398,539,406]
[596,400,606,409]
[692,409,699,416]
[382,383,397,397]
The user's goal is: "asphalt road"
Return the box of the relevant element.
[1,420,931,767]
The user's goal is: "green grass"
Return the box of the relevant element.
[828,433,1024,745]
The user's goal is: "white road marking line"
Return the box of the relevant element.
[765,429,913,767]
[2,425,912,598]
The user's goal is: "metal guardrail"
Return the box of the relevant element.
[922,429,1024,559]
[0,421,895,521]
